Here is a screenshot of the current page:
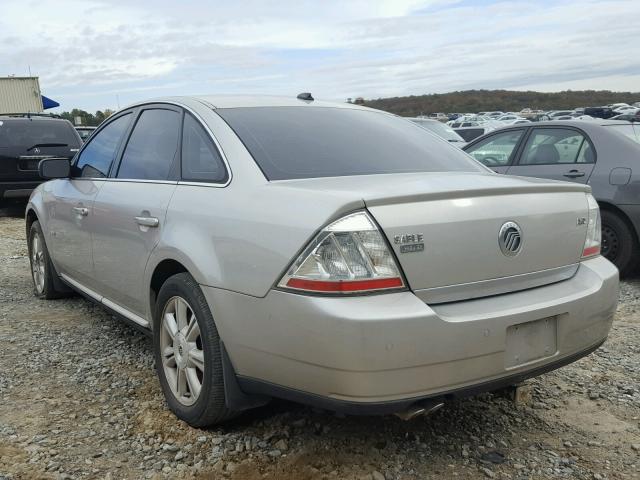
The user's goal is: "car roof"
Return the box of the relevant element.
[125,95,375,111]
[0,115,68,122]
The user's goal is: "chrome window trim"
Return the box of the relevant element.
[70,101,232,188]
[414,263,580,305]
[67,177,178,185]
[179,106,232,188]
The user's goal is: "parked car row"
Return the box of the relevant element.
[414,103,640,143]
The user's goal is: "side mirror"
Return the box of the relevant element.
[39,158,70,179]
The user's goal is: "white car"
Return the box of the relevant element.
[496,115,527,124]
[614,106,639,114]
[609,103,630,109]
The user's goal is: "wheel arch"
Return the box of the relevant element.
[25,207,38,238]
[148,258,189,326]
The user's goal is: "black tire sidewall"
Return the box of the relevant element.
[28,221,55,299]
[153,272,229,426]
[601,210,637,275]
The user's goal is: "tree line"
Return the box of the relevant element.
[57,108,116,126]
[361,89,640,116]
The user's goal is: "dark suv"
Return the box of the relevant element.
[584,107,616,119]
[0,115,81,205]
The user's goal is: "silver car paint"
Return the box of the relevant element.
[27,95,618,408]
[91,181,177,317]
[39,178,102,286]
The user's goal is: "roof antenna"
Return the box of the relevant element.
[297,92,314,102]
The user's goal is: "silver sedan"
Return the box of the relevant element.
[26,95,618,426]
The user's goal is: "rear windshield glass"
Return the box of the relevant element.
[605,124,640,143]
[216,107,485,180]
[0,119,79,149]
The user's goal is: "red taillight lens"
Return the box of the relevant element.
[582,194,601,258]
[285,277,403,293]
[279,212,404,294]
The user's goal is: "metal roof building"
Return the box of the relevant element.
[0,76,60,113]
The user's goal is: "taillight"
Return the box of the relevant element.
[278,211,405,294]
[582,194,601,258]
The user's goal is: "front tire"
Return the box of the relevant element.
[28,220,67,299]
[601,210,638,276]
[154,272,238,427]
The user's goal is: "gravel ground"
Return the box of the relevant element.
[0,208,638,480]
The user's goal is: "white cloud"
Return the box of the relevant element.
[0,0,638,111]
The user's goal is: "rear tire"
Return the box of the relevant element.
[154,272,238,427]
[28,220,67,299]
[601,210,638,276]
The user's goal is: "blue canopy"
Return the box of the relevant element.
[41,95,60,110]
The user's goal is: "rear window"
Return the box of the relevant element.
[216,107,485,180]
[0,119,79,148]
[605,124,640,143]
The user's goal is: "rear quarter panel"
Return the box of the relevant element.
[148,182,363,300]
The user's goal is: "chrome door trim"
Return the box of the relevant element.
[60,273,103,300]
[60,273,150,328]
[102,297,150,328]
[414,263,580,305]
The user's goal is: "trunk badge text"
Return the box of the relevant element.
[394,233,425,254]
[498,221,523,257]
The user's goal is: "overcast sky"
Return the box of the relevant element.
[1,0,638,112]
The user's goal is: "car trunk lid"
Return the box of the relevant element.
[270,172,590,301]
[362,175,589,297]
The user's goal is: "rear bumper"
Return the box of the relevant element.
[203,256,618,410]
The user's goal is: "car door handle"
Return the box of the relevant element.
[563,170,585,178]
[72,207,89,216]
[134,216,159,228]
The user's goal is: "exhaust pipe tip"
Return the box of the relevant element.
[394,401,445,421]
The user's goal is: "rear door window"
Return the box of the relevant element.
[519,129,590,165]
[117,109,181,181]
[75,113,132,178]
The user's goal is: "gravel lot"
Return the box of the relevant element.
[0,208,638,480]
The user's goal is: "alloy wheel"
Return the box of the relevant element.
[160,296,205,406]
[31,233,45,294]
